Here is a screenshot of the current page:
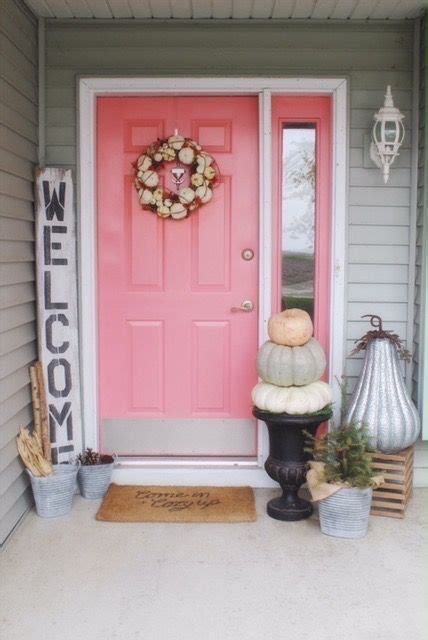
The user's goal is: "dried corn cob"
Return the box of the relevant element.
[17,427,53,477]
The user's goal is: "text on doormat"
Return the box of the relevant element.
[135,489,221,512]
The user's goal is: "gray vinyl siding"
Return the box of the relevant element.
[0,0,37,546]
[44,19,415,404]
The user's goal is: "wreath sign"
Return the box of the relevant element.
[134,133,220,220]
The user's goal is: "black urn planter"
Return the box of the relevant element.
[253,407,333,522]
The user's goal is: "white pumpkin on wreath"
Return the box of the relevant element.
[134,135,220,219]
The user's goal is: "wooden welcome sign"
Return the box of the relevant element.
[35,168,82,463]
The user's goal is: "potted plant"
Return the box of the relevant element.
[305,423,383,538]
[77,448,116,499]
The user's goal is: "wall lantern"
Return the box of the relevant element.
[370,85,405,184]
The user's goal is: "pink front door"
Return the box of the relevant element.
[97,96,259,457]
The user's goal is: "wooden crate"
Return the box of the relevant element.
[370,446,414,518]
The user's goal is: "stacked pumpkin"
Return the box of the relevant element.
[252,309,333,415]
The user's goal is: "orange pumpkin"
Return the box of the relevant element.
[267,308,313,347]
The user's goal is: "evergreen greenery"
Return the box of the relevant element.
[303,403,333,417]
[305,423,376,488]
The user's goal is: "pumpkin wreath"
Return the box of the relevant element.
[134,134,220,219]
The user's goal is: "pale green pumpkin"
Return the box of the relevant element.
[252,380,332,415]
[257,338,326,387]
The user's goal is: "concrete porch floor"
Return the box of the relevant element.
[1,488,426,640]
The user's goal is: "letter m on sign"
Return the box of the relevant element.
[49,402,73,443]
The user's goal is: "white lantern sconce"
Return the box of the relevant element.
[370,85,405,184]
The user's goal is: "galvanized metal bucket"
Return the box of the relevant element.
[318,487,373,539]
[27,463,79,518]
[77,455,116,499]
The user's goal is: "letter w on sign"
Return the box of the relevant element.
[35,168,83,463]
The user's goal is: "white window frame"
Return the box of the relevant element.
[78,77,348,487]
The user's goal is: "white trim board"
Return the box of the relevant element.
[78,76,348,486]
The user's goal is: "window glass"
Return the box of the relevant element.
[281,124,316,320]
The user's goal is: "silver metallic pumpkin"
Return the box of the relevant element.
[346,335,420,454]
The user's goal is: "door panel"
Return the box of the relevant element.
[97,96,259,457]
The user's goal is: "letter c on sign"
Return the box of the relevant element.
[46,314,70,354]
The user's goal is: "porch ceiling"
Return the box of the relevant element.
[24,0,425,21]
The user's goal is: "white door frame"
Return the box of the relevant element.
[78,77,347,486]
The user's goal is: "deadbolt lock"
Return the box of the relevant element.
[241,248,254,261]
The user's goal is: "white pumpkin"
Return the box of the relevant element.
[178,146,195,165]
[137,155,152,171]
[195,184,213,203]
[170,202,187,219]
[196,152,213,169]
[140,170,159,189]
[257,338,326,387]
[168,134,185,150]
[252,380,332,415]
[139,189,154,205]
[179,187,195,205]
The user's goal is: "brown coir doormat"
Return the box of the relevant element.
[96,484,256,523]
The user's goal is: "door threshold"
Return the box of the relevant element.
[114,456,260,468]
[110,462,277,488]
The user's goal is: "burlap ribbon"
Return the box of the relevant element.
[306,461,384,502]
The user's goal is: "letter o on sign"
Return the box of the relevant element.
[47,358,72,398]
